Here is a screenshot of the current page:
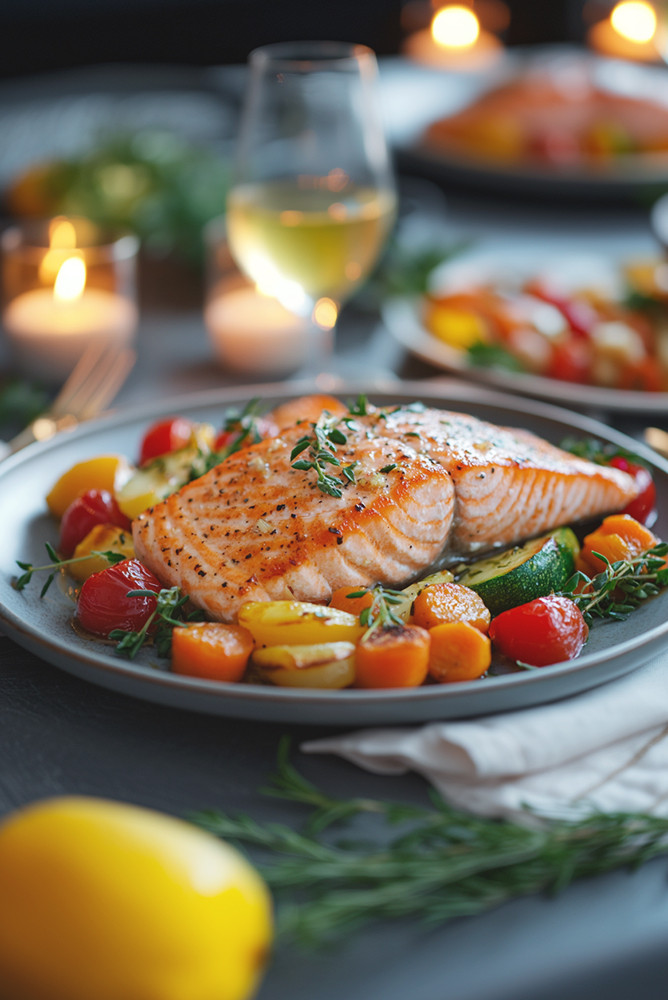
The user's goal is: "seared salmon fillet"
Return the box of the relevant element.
[133,421,456,621]
[371,406,636,551]
[133,400,637,620]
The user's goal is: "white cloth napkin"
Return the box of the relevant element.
[302,652,668,822]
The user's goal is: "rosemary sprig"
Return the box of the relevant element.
[191,741,668,947]
[347,583,406,640]
[108,585,200,658]
[290,413,355,498]
[561,543,668,623]
[14,542,127,596]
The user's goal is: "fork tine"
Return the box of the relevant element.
[49,341,120,419]
[75,348,136,421]
[52,343,135,420]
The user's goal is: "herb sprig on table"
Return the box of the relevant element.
[191,740,668,947]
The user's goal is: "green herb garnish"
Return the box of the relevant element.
[467,342,526,372]
[347,583,406,639]
[191,740,668,947]
[561,543,668,623]
[561,436,649,469]
[14,542,126,596]
[108,586,201,659]
[189,398,264,479]
[290,413,355,498]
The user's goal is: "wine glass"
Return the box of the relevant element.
[226,41,397,366]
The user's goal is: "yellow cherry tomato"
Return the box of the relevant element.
[0,796,273,1000]
[68,524,135,582]
[46,456,132,518]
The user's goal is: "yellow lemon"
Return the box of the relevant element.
[0,796,273,1000]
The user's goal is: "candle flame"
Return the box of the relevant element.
[610,1,657,43]
[39,217,80,284]
[431,4,481,49]
[54,257,86,302]
[48,218,77,248]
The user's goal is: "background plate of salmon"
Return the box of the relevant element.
[1,380,667,725]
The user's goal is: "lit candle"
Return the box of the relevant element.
[588,1,660,62]
[205,285,310,376]
[3,257,137,382]
[2,218,138,383]
[403,4,503,71]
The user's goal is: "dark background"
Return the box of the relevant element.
[0,0,598,81]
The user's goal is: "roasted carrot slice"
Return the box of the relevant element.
[328,586,374,616]
[355,625,430,689]
[171,623,254,683]
[580,514,658,573]
[412,582,491,633]
[428,621,492,684]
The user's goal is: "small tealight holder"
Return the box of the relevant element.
[204,218,310,378]
[1,217,139,383]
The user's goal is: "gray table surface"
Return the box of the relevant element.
[2,59,668,1000]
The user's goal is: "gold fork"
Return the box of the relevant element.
[5,341,136,456]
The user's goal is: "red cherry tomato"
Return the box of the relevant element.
[488,595,588,667]
[525,279,597,338]
[546,337,593,384]
[608,456,657,525]
[76,559,161,638]
[139,417,194,466]
[59,489,131,557]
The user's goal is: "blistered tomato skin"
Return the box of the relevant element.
[59,490,131,557]
[488,595,588,667]
[76,559,162,638]
[608,457,657,526]
[139,417,194,466]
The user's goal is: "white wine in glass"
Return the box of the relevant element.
[226,42,396,355]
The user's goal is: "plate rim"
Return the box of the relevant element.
[382,297,668,414]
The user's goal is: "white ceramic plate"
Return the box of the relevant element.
[382,245,668,414]
[1,380,667,725]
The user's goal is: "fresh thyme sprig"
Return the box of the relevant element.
[347,583,406,640]
[191,740,668,947]
[108,586,201,658]
[189,398,264,479]
[560,436,648,469]
[561,543,668,624]
[14,542,127,597]
[290,412,358,498]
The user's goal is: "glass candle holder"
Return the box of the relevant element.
[1,217,139,383]
[204,217,311,378]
